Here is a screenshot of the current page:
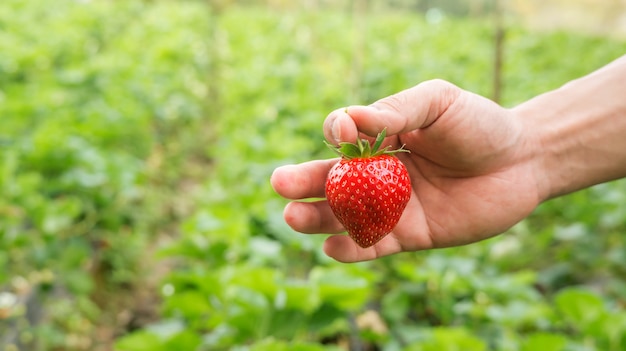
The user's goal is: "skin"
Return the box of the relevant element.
[270,55,626,263]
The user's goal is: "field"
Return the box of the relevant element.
[1,1,626,350]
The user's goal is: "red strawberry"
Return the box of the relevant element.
[325,129,412,248]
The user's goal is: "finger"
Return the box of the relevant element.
[283,201,345,234]
[323,108,359,145]
[322,108,398,150]
[271,159,338,200]
[324,79,462,142]
[323,233,404,263]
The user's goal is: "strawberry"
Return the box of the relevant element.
[325,129,412,248]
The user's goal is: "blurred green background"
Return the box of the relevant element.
[1,0,625,350]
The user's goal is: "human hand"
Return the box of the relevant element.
[271,79,543,262]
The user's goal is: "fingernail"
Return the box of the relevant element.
[331,115,342,143]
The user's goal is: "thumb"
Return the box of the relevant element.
[324,79,462,143]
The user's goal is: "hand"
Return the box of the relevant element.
[271,79,542,262]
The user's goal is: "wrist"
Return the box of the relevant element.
[514,56,626,201]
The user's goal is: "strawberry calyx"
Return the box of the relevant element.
[325,128,409,160]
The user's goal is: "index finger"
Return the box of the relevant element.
[323,79,462,143]
[270,159,338,200]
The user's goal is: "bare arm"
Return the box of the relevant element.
[516,55,626,200]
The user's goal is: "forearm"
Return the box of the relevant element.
[514,55,626,201]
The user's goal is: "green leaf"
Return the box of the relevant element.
[371,127,387,153]
[405,327,487,351]
[337,142,363,158]
[521,333,567,351]
[245,337,344,351]
[115,330,164,351]
[163,291,212,320]
[279,279,321,313]
[554,287,606,330]
[310,267,370,311]
[163,330,203,351]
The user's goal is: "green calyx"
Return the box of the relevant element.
[325,128,409,159]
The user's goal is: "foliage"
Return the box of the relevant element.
[0,0,212,349]
[1,1,625,351]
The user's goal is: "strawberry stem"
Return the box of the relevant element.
[325,128,409,159]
